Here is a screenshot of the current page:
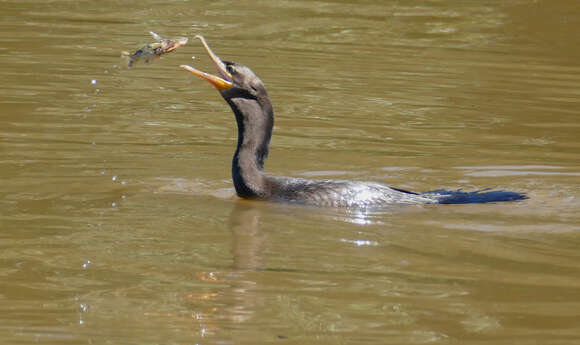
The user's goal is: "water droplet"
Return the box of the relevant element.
[112,176,118,181]
[81,260,92,269]
[91,79,97,85]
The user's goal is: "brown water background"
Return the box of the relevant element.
[2,0,580,344]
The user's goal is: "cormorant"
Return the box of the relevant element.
[179,36,526,207]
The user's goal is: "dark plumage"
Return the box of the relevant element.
[180,36,527,207]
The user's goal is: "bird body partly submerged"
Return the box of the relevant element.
[180,36,527,207]
[263,177,437,207]
[236,174,524,207]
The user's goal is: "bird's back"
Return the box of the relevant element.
[267,176,437,207]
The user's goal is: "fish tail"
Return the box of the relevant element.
[121,51,134,68]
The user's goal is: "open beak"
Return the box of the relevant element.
[180,35,233,91]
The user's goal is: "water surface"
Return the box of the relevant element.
[2,0,580,344]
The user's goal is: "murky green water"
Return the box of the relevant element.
[2,0,580,344]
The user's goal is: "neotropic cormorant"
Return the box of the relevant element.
[179,36,526,207]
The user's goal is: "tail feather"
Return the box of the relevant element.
[423,189,528,204]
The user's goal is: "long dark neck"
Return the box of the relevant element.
[227,96,274,198]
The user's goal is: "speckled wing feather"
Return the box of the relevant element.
[271,177,437,207]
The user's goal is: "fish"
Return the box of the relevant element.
[121,31,188,68]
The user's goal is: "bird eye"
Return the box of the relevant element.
[226,64,234,74]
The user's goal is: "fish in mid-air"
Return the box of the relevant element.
[122,31,188,68]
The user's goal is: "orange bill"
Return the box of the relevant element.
[180,35,233,91]
[180,64,233,91]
